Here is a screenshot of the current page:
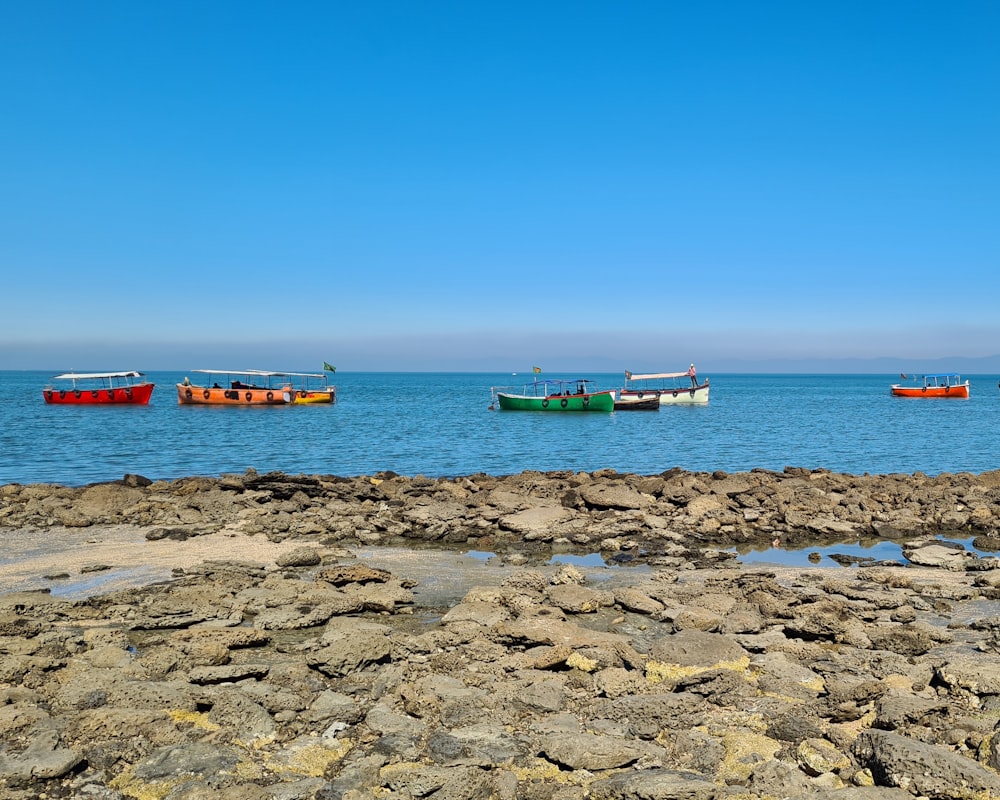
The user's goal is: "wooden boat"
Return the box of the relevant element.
[614,395,660,411]
[43,371,154,405]
[280,372,337,404]
[620,365,710,405]
[492,379,615,412]
[890,373,969,398]
[177,370,290,405]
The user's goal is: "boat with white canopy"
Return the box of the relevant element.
[619,365,710,405]
[177,370,290,405]
[43,371,155,405]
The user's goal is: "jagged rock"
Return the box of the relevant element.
[853,729,1000,797]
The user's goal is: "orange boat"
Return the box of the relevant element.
[890,373,969,398]
[177,370,290,405]
[43,371,155,405]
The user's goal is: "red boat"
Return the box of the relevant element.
[890,373,969,399]
[43,371,155,405]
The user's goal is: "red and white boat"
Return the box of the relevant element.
[890,373,969,398]
[619,365,710,405]
[43,371,155,405]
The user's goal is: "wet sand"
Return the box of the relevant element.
[0,525,651,605]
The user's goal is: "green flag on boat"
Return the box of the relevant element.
[323,362,336,372]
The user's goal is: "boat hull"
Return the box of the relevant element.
[620,382,710,405]
[891,384,969,398]
[43,383,154,405]
[496,391,615,412]
[290,389,337,404]
[177,385,288,405]
[614,396,660,411]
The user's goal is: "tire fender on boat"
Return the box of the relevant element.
[560,398,568,408]
[203,389,211,399]
[59,390,66,399]
[107,390,115,400]
[542,399,549,408]
[637,392,644,399]
[74,390,82,399]
[672,390,679,398]
[185,388,193,400]
[91,390,99,398]
[583,396,590,407]
[125,388,132,399]
[245,391,253,402]
[266,391,274,401]
[689,388,696,396]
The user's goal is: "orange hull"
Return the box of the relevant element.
[891,384,969,398]
[43,383,154,405]
[177,385,288,405]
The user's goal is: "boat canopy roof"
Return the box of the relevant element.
[193,369,327,379]
[491,378,597,393]
[626,371,690,381]
[193,369,283,376]
[528,379,594,387]
[52,370,144,380]
[921,373,962,379]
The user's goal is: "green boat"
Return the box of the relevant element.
[491,379,615,412]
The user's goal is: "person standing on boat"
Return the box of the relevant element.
[688,364,698,387]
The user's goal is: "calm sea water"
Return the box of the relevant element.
[2,371,1000,487]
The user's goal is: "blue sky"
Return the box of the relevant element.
[2,1,998,372]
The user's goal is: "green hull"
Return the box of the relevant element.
[497,391,614,412]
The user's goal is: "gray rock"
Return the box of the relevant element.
[853,729,1000,797]
[133,741,241,781]
[649,629,749,667]
[538,732,654,771]
[589,768,718,799]
[275,546,322,567]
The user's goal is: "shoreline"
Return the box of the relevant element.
[4,465,1000,553]
[2,468,1000,797]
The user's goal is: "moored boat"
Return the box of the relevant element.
[491,379,615,412]
[890,373,969,398]
[613,395,660,411]
[177,370,290,405]
[43,371,155,405]
[620,364,710,405]
[281,372,337,404]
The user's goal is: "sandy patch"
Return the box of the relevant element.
[0,525,311,599]
[0,525,651,604]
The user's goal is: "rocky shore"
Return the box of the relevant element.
[2,467,1000,799]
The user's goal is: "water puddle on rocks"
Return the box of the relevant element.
[731,536,997,568]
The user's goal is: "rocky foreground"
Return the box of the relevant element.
[2,467,1000,799]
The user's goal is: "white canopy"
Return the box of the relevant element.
[52,371,144,380]
[191,369,326,379]
[192,369,282,376]
[626,371,691,381]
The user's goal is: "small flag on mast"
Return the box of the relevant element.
[532,366,541,374]
[900,373,907,379]
[323,362,336,373]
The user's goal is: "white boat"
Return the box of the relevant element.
[620,365,710,405]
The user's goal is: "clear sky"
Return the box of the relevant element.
[2,1,998,372]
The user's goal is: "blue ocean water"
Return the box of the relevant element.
[2,371,1000,487]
